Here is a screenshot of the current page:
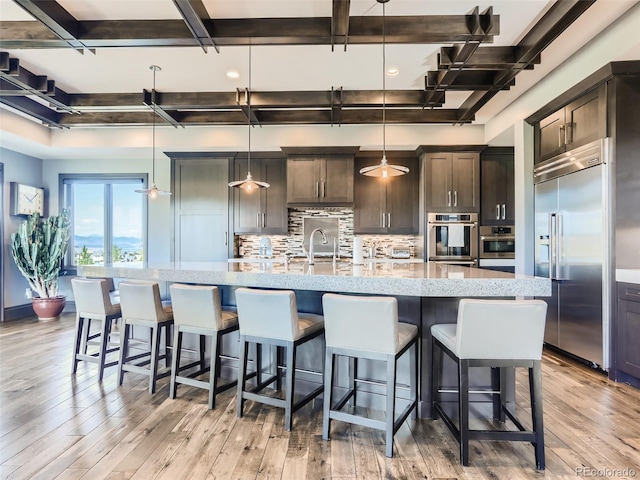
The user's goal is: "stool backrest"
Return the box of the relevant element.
[119,281,168,322]
[170,284,224,330]
[235,288,299,341]
[456,299,548,360]
[71,278,120,317]
[322,293,398,354]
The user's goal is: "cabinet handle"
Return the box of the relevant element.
[381,212,385,228]
[559,124,565,147]
[502,204,506,220]
[496,204,500,220]
[565,122,572,145]
[315,182,319,198]
[262,212,266,228]
[225,231,228,246]
[387,213,391,228]
[454,190,458,207]
[447,190,452,207]
[257,212,260,228]
[321,181,325,198]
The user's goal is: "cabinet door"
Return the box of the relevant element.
[480,154,514,225]
[617,283,640,379]
[386,156,418,233]
[537,109,565,163]
[354,160,386,234]
[233,159,262,234]
[261,158,288,234]
[287,158,320,204]
[424,152,452,211]
[451,152,479,212]
[565,84,607,151]
[322,157,354,204]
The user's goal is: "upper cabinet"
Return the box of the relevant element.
[480,148,514,225]
[535,84,607,163]
[354,154,418,234]
[422,150,480,213]
[283,147,357,205]
[233,155,287,234]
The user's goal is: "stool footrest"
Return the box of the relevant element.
[330,410,385,431]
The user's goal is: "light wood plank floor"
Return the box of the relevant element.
[2,313,640,480]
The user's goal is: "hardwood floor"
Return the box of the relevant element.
[2,313,640,479]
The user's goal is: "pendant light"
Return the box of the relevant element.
[228,45,270,191]
[135,65,172,198]
[359,0,409,179]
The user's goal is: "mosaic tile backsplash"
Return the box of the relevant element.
[237,208,424,259]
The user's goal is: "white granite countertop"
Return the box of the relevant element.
[616,269,640,285]
[80,261,550,297]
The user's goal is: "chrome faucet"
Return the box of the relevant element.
[305,228,328,265]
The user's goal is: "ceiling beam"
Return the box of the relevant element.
[438,46,540,70]
[0,89,64,127]
[11,0,90,52]
[172,0,219,53]
[0,13,499,49]
[331,0,350,51]
[456,0,595,124]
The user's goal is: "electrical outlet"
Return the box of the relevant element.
[25,288,32,299]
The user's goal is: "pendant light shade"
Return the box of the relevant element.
[229,45,270,190]
[359,0,409,179]
[135,65,172,197]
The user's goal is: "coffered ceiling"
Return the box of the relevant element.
[0,0,634,130]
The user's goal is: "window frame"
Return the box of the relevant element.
[59,173,148,273]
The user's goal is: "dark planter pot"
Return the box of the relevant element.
[32,296,66,321]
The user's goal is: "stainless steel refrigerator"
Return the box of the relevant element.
[534,138,612,370]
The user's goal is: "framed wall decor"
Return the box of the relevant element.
[10,182,45,216]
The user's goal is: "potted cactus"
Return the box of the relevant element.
[10,210,71,320]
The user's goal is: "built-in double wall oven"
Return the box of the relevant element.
[427,213,478,267]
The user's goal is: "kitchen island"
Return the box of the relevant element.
[79,261,550,416]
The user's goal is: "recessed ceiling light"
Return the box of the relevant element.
[227,70,240,79]
[387,67,399,76]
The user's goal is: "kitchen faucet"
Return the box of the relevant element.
[304,228,328,265]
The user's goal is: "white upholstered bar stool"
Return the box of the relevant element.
[71,278,121,380]
[321,293,418,458]
[169,284,239,409]
[117,281,174,394]
[235,288,324,431]
[431,299,548,470]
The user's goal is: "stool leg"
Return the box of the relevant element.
[81,318,91,354]
[208,332,219,410]
[72,315,84,374]
[350,357,358,408]
[97,318,110,381]
[117,323,130,386]
[530,361,545,470]
[164,324,171,368]
[149,325,162,394]
[459,359,470,466]
[499,367,507,423]
[255,343,263,387]
[284,342,296,431]
[431,337,441,420]
[385,354,397,458]
[410,339,418,421]
[169,328,182,399]
[322,348,334,441]
[199,334,206,371]
[237,336,249,418]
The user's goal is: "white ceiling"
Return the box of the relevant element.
[1,0,639,160]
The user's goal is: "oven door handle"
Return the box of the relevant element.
[429,222,477,227]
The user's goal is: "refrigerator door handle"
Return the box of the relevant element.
[548,213,556,280]
[556,213,562,280]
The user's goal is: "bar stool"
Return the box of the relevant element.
[169,284,239,409]
[70,278,121,380]
[431,298,548,469]
[79,277,119,354]
[321,293,418,458]
[117,281,174,394]
[235,288,324,431]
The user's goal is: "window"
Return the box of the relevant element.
[61,175,146,268]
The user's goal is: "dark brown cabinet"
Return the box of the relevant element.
[233,156,287,234]
[424,151,479,213]
[354,154,418,234]
[615,283,640,381]
[286,156,354,205]
[480,148,514,225]
[536,84,607,163]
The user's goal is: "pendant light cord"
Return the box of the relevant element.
[248,44,252,174]
[150,65,159,186]
[382,1,386,159]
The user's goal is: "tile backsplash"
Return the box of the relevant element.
[237,207,423,258]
